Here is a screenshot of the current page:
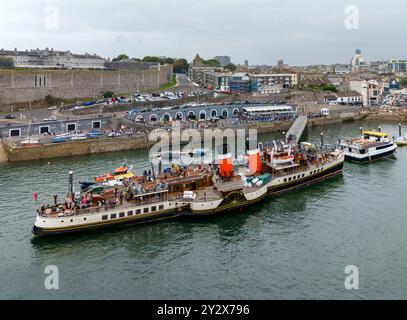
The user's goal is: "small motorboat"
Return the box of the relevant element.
[79,181,95,190]
[71,133,87,141]
[395,136,407,147]
[87,130,103,139]
[21,137,40,147]
[95,166,134,182]
[52,133,71,143]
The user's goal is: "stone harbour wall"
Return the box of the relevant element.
[0,66,173,108]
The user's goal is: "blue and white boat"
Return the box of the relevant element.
[87,130,103,139]
[52,133,71,143]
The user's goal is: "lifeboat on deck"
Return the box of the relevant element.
[272,154,294,166]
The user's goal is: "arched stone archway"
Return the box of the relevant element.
[149,114,158,122]
[175,112,183,120]
[222,108,228,118]
[187,111,196,120]
[199,110,206,120]
[163,113,171,122]
[211,109,218,118]
[233,108,240,117]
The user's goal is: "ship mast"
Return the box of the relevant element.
[142,119,156,182]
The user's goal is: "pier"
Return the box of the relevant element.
[286,115,308,144]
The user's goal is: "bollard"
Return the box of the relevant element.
[359,127,363,135]
[378,126,381,133]
[399,123,402,137]
[68,171,73,196]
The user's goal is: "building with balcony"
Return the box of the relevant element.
[388,59,407,73]
[228,73,257,93]
[251,73,298,88]
[350,79,383,106]
[0,48,106,69]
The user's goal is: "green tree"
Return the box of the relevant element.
[164,57,175,64]
[142,56,160,63]
[112,54,129,62]
[102,91,114,98]
[399,77,407,87]
[203,59,220,67]
[173,58,189,73]
[225,63,236,72]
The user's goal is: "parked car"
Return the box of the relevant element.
[48,105,58,110]
[43,115,57,122]
[4,114,15,119]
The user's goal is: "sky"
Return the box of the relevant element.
[0,0,405,66]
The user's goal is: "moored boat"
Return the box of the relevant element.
[395,135,407,147]
[337,131,397,163]
[32,141,345,236]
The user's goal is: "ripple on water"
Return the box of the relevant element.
[1,121,407,299]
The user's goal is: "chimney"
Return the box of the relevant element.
[218,144,233,178]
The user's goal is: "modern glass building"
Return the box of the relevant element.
[389,59,407,72]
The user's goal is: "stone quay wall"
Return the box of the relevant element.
[0,65,173,109]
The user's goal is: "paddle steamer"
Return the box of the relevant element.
[32,141,344,236]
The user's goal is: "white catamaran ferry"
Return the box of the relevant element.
[337,131,397,163]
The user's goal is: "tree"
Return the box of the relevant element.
[164,57,175,65]
[102,91,114,98]
[203,59,220,67]
[173,58,189,74]
[225,63,236,72]
[142,56,160,63]
[399,77,407,87]
[112,54,129,62]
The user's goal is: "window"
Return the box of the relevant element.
[288,177,291,181]
[127,210,133,216]
[284,178,287,182]
[119,212,125,218]
[39,126,50,134]
[376,144,391,151]
[136,209,141,214]
[34,74,47,87]
[9,129,21,137]
[67,123,76,131]
[111,213,117,219]
[151,206,156,212]
[159,205,164,210]
[92,121,101,129]
[143,207,149,213]
[302,174,305,178]
[102,215,108,220]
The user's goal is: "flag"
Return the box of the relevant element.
[33,192,38,202]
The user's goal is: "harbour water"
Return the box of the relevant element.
[1,120,407,299]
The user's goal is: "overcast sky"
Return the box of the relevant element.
[0,0,405,66]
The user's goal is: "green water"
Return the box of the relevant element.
[1,120,407,299]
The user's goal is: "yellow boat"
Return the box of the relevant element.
[395,137,407,147]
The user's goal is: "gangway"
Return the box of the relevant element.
[286,115,307,144]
